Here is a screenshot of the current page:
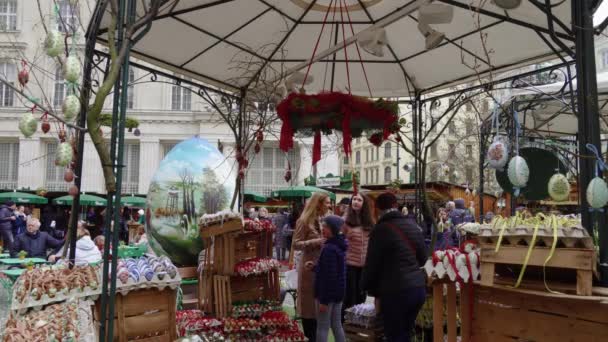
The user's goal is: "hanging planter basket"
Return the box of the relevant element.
[278,91,398,163]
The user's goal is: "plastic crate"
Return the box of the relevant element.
[117,244,147,259]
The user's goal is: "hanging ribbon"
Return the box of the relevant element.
[514,219,541,288]
[512,110,522,197]
[542,215,562,294]
[312,129,321,166]
[301,0,335,89]
[586,143,607,178]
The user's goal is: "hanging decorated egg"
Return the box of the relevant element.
[507,155,529,188]
[487,136,509,170]
[63,56,81,83]
[547,173,570,202]
[19,113,38,138]
[45,30,65,58]
[55,142,73,167]
[62,95,80,120]
[586,177,608,209]
[64,169,75,182]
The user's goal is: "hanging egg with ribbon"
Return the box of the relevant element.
[64,169,75,183]
[18,61,29,88]
[487,136,509,170]
[19,113,38,138]
[55,142,73,167]
[587,177,608,209]
[63,55,81,83]
[62,94,80,120]
[547,173,570,202]
[507,155,529,196]
[585,144,608,209]
[45,30,65,58]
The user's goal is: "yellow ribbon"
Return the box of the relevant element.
[543,215,562,294]
[514,220,540,288]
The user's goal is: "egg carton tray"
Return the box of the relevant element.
[478,225,594,249]
[110,270,182,296]
[11,283,101,314]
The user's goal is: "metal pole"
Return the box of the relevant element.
[396,144,400,181]
[573,0,607,285]
[478,128,486,223]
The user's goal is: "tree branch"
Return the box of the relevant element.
[0,77,86,131]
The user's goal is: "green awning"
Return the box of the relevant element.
[53,194,107,207]
[0,191,48,205]
[272,186,336,201]
[243,191,267,203]
[120,195,147,207]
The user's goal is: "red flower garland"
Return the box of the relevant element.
[277,92,398,165]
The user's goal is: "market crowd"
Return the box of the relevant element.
[0,201,149,265]
[276,192,476,342]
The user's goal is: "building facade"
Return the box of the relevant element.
[0,0,338,197]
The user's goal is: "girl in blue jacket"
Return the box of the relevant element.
[312,215,347,342]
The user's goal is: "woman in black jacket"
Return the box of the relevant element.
[361,193,428,342]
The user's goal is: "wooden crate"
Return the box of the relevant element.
[470,285,608,342]
[213,230,274,275]
[431,280,472,342]
[344,323,384,342]
[199,218,242,238]
[209,269,280,318]
[95,288,177,342]
[478,226,594,249]
[480,245,596,296]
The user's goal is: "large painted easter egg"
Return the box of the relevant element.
[146,137,236,266]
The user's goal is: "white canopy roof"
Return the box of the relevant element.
[97,0,586,97]
[506,72,608,136]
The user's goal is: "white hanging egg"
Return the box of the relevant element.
[487,136,509,170]
[586,177,608,209]
[19,113,38,138]
[63,56,81,83]
[45,30,65,58]
[547,173,570,202]
[55,142,73,167]
[62,95,80,120]
[507,155,529,188]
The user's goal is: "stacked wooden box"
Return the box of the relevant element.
[478,224,596,296]
[199,218,279,317]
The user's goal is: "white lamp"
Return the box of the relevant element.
[358,28,388,57]
[493,0,522,10]
[285,71,314,93]
[418,22,445,50]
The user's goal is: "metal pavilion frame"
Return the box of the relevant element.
[78,0,608,340]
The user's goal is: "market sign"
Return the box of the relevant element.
[316,177,340,187]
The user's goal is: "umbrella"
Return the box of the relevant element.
[243,191,267,203]
[272,186,336,201]
[0,191,48,205]
[120,195,147,207]
[53,194,107,207]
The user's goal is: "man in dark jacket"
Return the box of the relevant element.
[11,217,64,259]
[361,193,428,342]
[0,201,16,253]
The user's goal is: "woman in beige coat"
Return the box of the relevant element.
[293,192,331,342]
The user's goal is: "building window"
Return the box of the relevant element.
[245,145,299,196]
[384,142,392,159]
[430,144,437,158]
[355,150,361,164]
[375,146,380,161]
[56,0,79,33]
[127,68,135,109]
[171,78,192,111]
[365,149,369,162]
[448,121,456,135]
[0,141,18,189]
[375,167,379,184]
[448,144,456,158]
[365,169,369,184]
[0,62,15,107]
[384,166,392,183]
[466,167,474,184]
[602,49,608,69]
[122,143,140,194]
[45,142,69,191]
[343,155,349,164]
[466,144,473,158]
[465,120,473,136]
[53,66,68,108]
[0,0,17,31]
